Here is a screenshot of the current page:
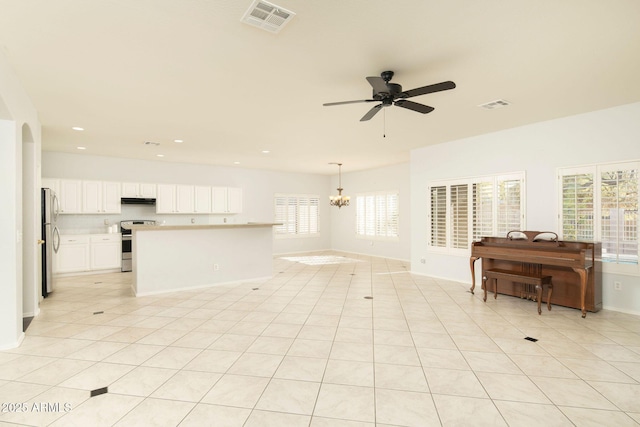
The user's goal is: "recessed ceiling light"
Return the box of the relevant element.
[234,161,240,165]
[261,150,270,154]
[76,146,86,150]
[156,154,165,157]
[174,139,183,143]
[72,127,84,131]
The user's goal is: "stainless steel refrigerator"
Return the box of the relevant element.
[41,187,60,297]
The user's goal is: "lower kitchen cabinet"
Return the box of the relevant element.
[55,235,90,273]
[55,234,121,274]
[90,234,121,270]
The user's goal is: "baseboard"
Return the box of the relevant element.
[602,305,640,316]
[134,276,273,297]
[0,332,25,351]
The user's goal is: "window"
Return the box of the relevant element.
[559,162,638,268]
[356,191,399,239]
[274,194,320,237]
[428,172,525,253]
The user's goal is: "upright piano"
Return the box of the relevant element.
[470,231,602,317]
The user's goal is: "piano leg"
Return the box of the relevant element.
[470,256,480,294]
[572,267,588,318]
[482,276,488,302]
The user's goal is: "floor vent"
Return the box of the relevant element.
[478,99,510,110]
[241,0,295,33]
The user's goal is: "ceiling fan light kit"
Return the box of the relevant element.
[323,71,456,121]
[329,162,350,209]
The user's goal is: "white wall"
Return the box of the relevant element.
[411,102,640,314]
[41,151,332,254]
[330,163,411,261]
[0,52,41,349]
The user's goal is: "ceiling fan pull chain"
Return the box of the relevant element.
[383,109,386,138]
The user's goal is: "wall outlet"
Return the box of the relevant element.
[614,281,622,291]
[104,219,109,225]
[420,258,426,264]
[213,263,219,271]
[191,218,195,224]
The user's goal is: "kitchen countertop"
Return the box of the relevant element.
[128,222,280,231]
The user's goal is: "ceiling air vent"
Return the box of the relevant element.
[478,99,510,110]
[241,0,295,33]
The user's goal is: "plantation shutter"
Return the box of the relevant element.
[430,186,447,247]
[450,184,469,249]
[472,181,494,241]
[386,193,399,237]
[497,178,522,236]
[298,196,310,234]
[274,195,288,235]
[365,195,375,236]
[561,172,594,241]
[600,166,638,264]
[274,194,320,236]
[356,196,365,235]
[309,197,319,234]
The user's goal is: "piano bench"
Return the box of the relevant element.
[482,269,553,315]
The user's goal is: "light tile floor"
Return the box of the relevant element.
[1,252,640,426]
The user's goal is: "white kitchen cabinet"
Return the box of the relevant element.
[194,186,211,213]
[55,235,90,273]
[176,185,195,213]
[157,184,196,213]
[55,234,121,274]
[82,180,121,214]
[156,184,176,213]
[122,182,156,198]
[41,178,60,196]
[227,187,243,213]
[90,234,121,270]
[58,179,83,214]
[212,187,243,214]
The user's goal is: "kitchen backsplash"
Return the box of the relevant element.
[56,204,237,234]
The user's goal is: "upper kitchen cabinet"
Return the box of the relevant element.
[41,178,60,196]
[82,181,121,214]
[156,184,195,213]
[194,185,212,213]
[58,179,83,214]
[122,182,156,198]
[212,187,243,214]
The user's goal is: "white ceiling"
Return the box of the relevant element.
[1,0,640,174]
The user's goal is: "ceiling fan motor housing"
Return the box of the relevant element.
[373,82,403,100]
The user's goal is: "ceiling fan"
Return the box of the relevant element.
[323,71,456,121]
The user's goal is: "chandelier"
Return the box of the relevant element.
[329,162,350,208]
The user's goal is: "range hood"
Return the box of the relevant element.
[121,197,156,205]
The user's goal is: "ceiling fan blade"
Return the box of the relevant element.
[366,76,388,93]
[399,81,456,98]
[360,104,383,121]
[323,99,376,106]
[394,100,435,114]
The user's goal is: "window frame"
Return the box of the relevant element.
[427,172,526,255]
[355,190,400,241]
[273,193,320,239]
[558,161,639,275]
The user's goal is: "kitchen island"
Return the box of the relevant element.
[128,223,279,296]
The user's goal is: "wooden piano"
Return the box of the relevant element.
[470,231,602,318]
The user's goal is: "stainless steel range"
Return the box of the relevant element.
[120,220,156,272]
